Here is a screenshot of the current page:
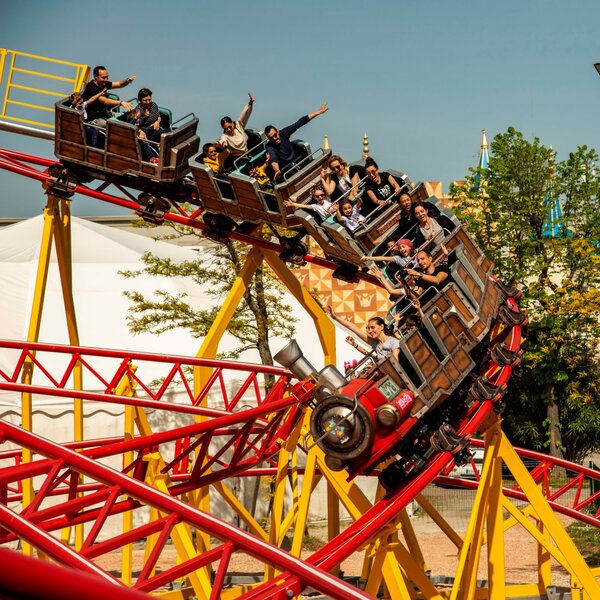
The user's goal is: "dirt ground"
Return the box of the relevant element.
[95,510,594,596]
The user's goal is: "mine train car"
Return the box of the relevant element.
[53,95,436,280]
[275,231,527,489]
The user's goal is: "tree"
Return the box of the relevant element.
[120,223,298,388]
[451,128,600,462]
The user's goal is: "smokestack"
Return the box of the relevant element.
[274,340,349,398]
[274,340,316,381]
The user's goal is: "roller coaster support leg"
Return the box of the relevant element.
[310,448,442,599]
[450,418,600,599]
[450,423,502,600]
[191,245,265,567]
[20,193,85,551]
[485,423,506,599]
[496,422,600,598]
[144,453,212,600]
[263,250,336,364]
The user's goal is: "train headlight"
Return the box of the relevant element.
[377,404,400,427]
[310,394,374,461]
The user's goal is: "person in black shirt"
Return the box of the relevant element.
[82,65,136,123]
[396,192,418,238]
[405,250,449,296]
[265,101,328,181]
[363,157,403,216]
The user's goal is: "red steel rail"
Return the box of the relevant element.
[0,419,373,600]
[437,439,600,527]
[0,147,382,284]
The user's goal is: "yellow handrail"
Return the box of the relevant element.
[0,48,90,129]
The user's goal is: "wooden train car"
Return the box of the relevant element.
[51,95,467,279]
[54,97,199,187]
[276,222,526,486]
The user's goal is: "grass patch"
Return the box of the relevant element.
[302,534,324,551]
[566,521,600,567]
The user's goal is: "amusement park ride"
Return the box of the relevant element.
[0,48,598,599]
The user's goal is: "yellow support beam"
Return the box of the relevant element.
[263,250,337,364]
[144,453,212,600]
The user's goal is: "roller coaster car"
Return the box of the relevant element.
[284,171,430,280]
[190,143,331,229]
[189,142,333,254]
[54,97,200,187]
[275,224,526,489]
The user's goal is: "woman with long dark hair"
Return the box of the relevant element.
[363,157,402,215]
[326,306,400,360]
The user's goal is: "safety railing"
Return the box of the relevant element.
[0,48,89,129]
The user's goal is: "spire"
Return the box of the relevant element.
[362,132,369,160]
[323,135,330,151]
[478,129,489,170]
[543,145,563,238]
[472,129,489,192]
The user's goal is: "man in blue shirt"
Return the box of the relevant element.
[265,101,328,181]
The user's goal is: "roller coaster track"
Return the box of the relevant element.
[0,335,496,600]
[1,145,599,597]
[3,316,596,600]
[0,146,377,283]
[437,438,600,528]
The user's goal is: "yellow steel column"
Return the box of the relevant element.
[263,250,336,363]
[314,450,441,599]
[498,430,600,597]
[536,518,552,592]
[144,453,212,600]
[52,197,85,550]
[289,445,320,558]
[264,444,292,581]
[195,245,264,362]
[192,246,264,571]
[484,423,506,600]
[21,196,58,556]
[52,199,83,438]
[450,435,496,600]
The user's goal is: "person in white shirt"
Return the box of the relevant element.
[218,92,255,158]
[284,184,337,222]
[335,198,365,234]
[326,305,400,361]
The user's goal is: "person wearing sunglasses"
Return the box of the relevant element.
[265,101,328,181]
[284,183,336,222]
[363,157,403,215]
[218,92,255,159]
[320,155,362,201]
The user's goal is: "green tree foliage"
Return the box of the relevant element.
[120,224,297,380]
[451,128,600,462]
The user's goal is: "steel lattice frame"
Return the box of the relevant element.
[0,146,599,599]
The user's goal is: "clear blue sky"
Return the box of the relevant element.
[1,0,600,218]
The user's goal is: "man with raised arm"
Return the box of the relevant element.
[82,65,136,123]
[264,101,328,181]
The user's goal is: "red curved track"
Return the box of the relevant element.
[0,147,597,598]
[0,309,532,600]
[437,438,600,528]
[0,147,380,284]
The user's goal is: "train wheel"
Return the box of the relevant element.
[279,239,308,265]
[331,261,359,283]
[378,458,409,490]
[202,212,236,243]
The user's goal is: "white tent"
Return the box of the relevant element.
[0,216,208,439]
